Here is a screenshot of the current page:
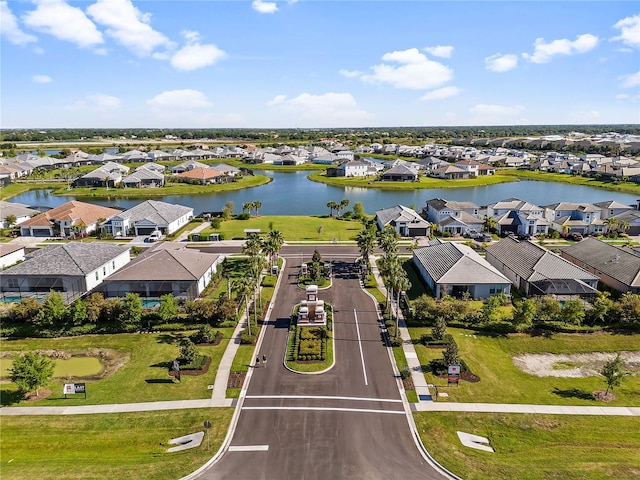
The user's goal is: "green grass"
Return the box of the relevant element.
[0,182,62,200]
[202,215,364,241]
[0,408,234,480]
[501,169,640,195]
[56,175,271,197]
[415,412,640,480]
[307,171,517,190]
[0,330,234,406]
[409,327,640,406]
[392,346,417,403]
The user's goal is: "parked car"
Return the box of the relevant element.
[568,232,583,242]
[479,233,493,243]
[517,233,532,240]
[146,230,165,242]
[464,229,480,239]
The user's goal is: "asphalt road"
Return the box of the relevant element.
[194,245,447,480]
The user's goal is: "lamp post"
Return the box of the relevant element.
[204,420,211,450]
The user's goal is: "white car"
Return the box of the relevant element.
[146,231,165,242]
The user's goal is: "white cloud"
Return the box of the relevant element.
[522,33,598,64]
[420,86,461,101]
[612,15,640,49]
[423,45,454,58]
[169,30,226,71]
[469,104,525,117]
[32,74,52,83]
[485,53,518,72]
[616,93,640,102]
[87,0,173,56]
[339,69,362,78]
[267,95,287,107]
[147,89,212,109]
[620,71,640,89]
[360,48,453,90]
[87,94,121,111]
[1,1,37,45]
[575,110,601,120]
[23,0,103,49]
[252,0,278,14]
[267,92,372,126]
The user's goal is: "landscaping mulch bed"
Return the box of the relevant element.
[402,376,415,391]
[227,371,246,389]
[168,356,211,377]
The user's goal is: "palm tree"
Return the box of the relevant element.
[264,230,285,268]
[618,220,630,234]
[482,215,497,233]
[356,226,377,271]
[242,202,254,215]
[233,277,254,335]
[393,271,411,339]
[253,200,262,217]
[378,226,399,255]
[603,217,618,234]
[327,201,336,217]
[242,233,263,258]
[338,198,350,217]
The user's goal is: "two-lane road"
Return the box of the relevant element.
[194,246,447,480]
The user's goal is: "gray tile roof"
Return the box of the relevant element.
[105,246,220,281]
[486,237,598,283]
[2,243,129,276]
[108,200,192,226]
[560,237,640,287]
[413,242,509,284]
[0,201,39,219]
[426,198,480,211]
[375,205,428,227]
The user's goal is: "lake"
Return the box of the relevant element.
[8,170,640,216]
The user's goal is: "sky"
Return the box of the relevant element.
[1,0,639,129]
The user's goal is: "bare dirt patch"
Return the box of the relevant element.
[513,351,640,378]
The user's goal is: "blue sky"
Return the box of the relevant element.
[1,0,639,129]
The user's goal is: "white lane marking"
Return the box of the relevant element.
[354,308,368,386]
[243,406,404,415]
[228,445,269,452]
[246,395,402,403]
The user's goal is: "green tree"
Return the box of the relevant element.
[327,201,339,217]
[222,201,234,220]
[535,296,561,323]
[482,215,497,233]
[586,292,614,325]
[5,214,17,228]
[338,198,350,217]
[119,293,142,326]
[9,351,55,397]
[511,298,536,330]
[560,298,585,325]
[356,225,377,270]
[85,292,106,323]
[601,353,625,396]
[68,299,88,326]
[179,338,199,365]
[158,293,179,323]
[214,294,237,323]
[431,316,447,341]
[443,340,460,367]
[36,291,68,328]
[352,201,365,219]
[10,298,41,324]
[481,295,501,323]
[378,226,399,255]
[253,200,262,217]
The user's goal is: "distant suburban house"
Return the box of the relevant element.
[99,243,223,300]
[423,198,482,236]
[375,205,430,237]
[170,160,210,174]
[73,162,130,188]
[413,239,511,299]
[0,244,25,270]
[121,168,165,188]
[486,198,550,236]
[19,201,122,237]
[136,162,166,174]
[544,202,606,236]
[336,160,371,177]
[174,167,224,184]
[430,165,471,179]
[210,163,241,177]
[0,201,39,228]
[560,238,640,293]
[0,242,131,303]
[101,200,193,237]
[380,164,419,182]
[485,237,599,297]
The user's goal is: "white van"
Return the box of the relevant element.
[146,230,165,242]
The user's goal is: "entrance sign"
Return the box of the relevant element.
[63,383,87,398]
[448,365,460,385]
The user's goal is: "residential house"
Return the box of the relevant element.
[430,164,471,179]
[486,198,550,236]
[423,198,482,236]
[175,167,223,184]
[380,164,419,182]
[543,202,605,236]
[485,237,599,297]
[0,242,131,303]
[0,201,39,228]
[560,238,640,293]
[336,150,355,161]
[99,243,223,300]
[19,201,121,237]
[136,162,166,174]
[0,244,25,270]
[375,205,430,237]
[73,162,129,188]
[121,168,165,188]
[170,160,210,173]
[101,200,193,237]
[210,163,241,177]
[120,149,148,162]
[336,160,372,177]
[413,239,511,299]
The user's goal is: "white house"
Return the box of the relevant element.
[101,200,193,237]
[0,244,25,270]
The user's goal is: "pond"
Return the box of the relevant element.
[7,171,640,216]
[0,356,104,378]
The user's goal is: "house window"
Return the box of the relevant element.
[8,278,19,288]
[103,267,106,275]
[489,285,501,294]
[112,261,115,269]
[96,272,99,281]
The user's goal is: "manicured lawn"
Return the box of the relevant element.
[0,182,62,200]
[201,215,364,241]
[307,171,517,190]
[409,327,640,406]
[415,412,640,480]
[0,408,234,480]
[501,169,640,195]
[0,330,234,406]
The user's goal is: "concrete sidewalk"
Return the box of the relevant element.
[413,402,640,416]
[370,256,433,402]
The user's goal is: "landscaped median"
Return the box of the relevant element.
[285,305,334,373]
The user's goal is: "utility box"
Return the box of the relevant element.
[271,265,279,275]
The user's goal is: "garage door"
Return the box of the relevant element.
[32,228,51,237]
[137,227,158,235]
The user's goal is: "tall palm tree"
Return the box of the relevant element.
[618,220,630,234]
[393,271,411,339]
[338,198,350,217]
[265,230,285,268]
[356,226,377,271]
[327,201,338,217]
[233,277,254,335]
[482,215,497,233]
[603,217,618,234]
[253,200,262,217]
[378,226,399,255]
[242,202,253,214]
